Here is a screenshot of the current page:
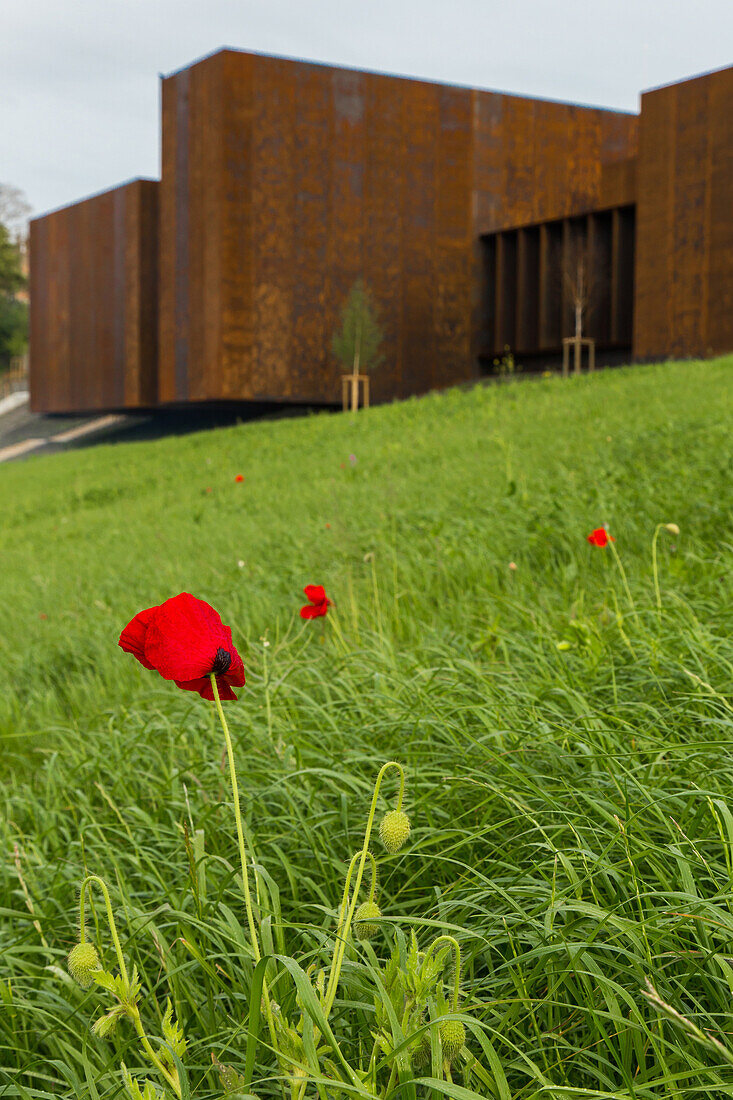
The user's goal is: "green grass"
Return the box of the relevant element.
[1,358,732,1098]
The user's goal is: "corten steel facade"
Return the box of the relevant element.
[30,180,158,413]
[158,50,637,408]
[634,66,733,360]
[28,53,732,416]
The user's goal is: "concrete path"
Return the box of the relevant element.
[0,396,133,463]
[0,390,30,417]
[0,393,328,464]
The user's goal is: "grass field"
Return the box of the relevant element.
[1,358,732,1099]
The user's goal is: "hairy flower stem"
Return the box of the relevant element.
[423,935,462,1012]
[78,874,129,986]
[608,540,640,627]
[262,642,273,743]
[209,676,281,1076]
[335,851,378,929]
[130,1005,182,1096]
[78,876,181,1096]
[209,676,262,958]
[324,761,405,1017]
[651,523,665,616]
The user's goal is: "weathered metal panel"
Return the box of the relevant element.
[29,180,158,413]
[251,56,295,398]
[502,97,536,226]
[158,76,178,403]
[366,74,404,398]
[473,94,637,235]
[600,157,637,208]
[401,82,439,398]
[634,66,733,360]
[220,51,255,399]
[291,64,332,400]
[633,85,673,358]
[707,67,733,354]
[672,76,709,356]
[175,67,191,400]
[433,85,473,389]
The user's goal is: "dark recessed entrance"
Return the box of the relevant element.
[479,205,635,372]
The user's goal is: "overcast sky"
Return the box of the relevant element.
[2,0,732,220]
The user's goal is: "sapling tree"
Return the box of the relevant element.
[332,279,384,377]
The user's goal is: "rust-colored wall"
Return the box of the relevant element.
[472,97,638,235]
[159,50,637,405]
[598,157,637,209]
[634,66,733,360]
[159,51,476,404]
[30,180,158,414]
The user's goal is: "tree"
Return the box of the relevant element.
[0,183,32,246]
[0,222,28,372]
[332,279,384,376]
[0,223,25,296]
[563,233,594,342]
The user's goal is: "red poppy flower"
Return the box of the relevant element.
[235,474,244,483]
[119,592,245,701]
[587,527,615,548]
[300,584,331,619]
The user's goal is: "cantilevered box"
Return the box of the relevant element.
[30,179,158,414]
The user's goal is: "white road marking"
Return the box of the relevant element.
[50,415,125,443]
[0,437,44,462]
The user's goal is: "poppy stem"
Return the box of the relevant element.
[129,1005,182,1096]
[323,761,405,1017]
[333,850,379,948]
[209,675,262,962]
[208,675,282,1082]
[652,523,664,616]
[78,874,129,987]
[79,875,182,1096]
[607,539,640,627]
[262,642,273,743]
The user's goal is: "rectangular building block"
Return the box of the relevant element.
[30,180,158,414]
[634,66,733,360]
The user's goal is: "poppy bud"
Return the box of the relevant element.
[665,523,680,535]
[439,1019,465,1063]
[411,1032,432,1067]
[68,941,101,987]
[379,810,411,853]
[354,900,382,940]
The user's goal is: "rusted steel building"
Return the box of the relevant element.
[29,52,732,414]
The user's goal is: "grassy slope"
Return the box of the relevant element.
[1,358,733,1097]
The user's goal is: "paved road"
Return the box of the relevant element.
[0,395,331,463]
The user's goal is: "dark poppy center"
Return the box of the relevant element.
[211,647,232,675]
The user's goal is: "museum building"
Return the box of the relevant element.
[29,51,733,413]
